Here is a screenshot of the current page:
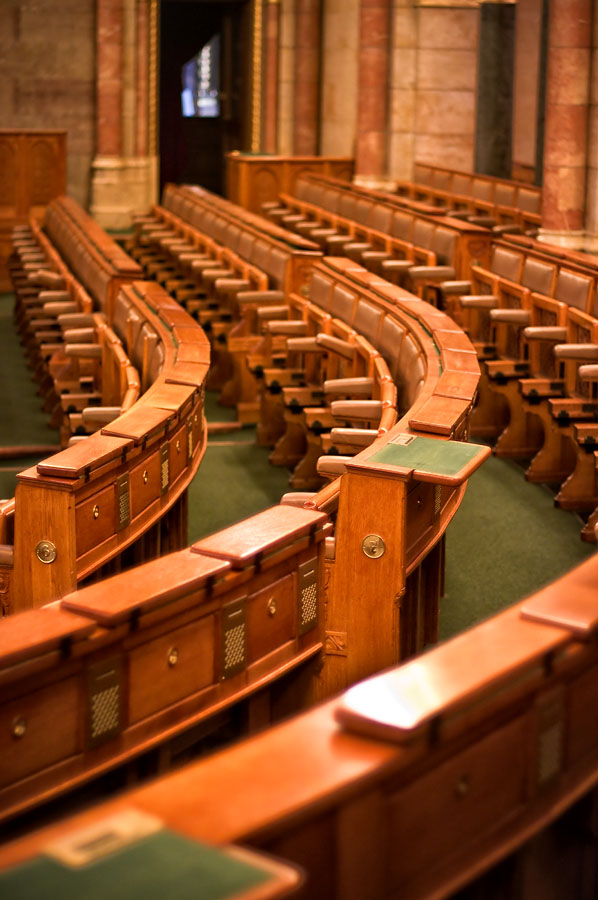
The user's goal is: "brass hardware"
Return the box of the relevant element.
[362,534,385,559]
[143,470,148,484]
[12,716,26,739]
[86,657,122,748]
[455,775,469,798]
[298,557,318,634]
[167,647,179,667]
[221,597,247,680]
[176,439,180,453]
[93,504,100,519]
[416,496,423,507]
[267,597,277,617]
[36,540,57,564]
[160,442,169,494]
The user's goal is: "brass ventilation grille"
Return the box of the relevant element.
[221,597,246,679]
[160,443,169,494]
[298,557,318,634]
[87,658,122,748]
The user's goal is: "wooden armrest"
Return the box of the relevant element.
[63,327,96,343]
[316,333,355,359]
[267,320,308,336]
[57,313,97,328]
[553,343,598,361]
[215,278,251,294]
[381,259,413,272]
[81,407,122,425]
[65,343,102,359]
[330,400,383,420]
[408,265,456,281]
[330,427,379,447]
[28,270,66,289]
[38,290,70,303]
[489,309,530,325]
[286,337,320,352]
[43,301,78,316]
[316,455,351,477]
[324,377,374,396]
[280,492,316,507]
[439,280,471,295]
[460,294,498,309]
[523,326,567,341]
[579,365,598,381]
[237,290,286,305]
[257,305,290,320]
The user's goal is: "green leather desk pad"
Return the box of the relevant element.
[369,435,487,482]
[0,830,273,900]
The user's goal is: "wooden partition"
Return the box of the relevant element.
[0,130,66,291]
[226,153,354,214]
[1,555,595,900]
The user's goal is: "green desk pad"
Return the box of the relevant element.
[369,435,486,480]
[0,830,272,900]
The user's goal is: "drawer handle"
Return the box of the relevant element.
[167,647,179,667]
[12,716,26,739]
[267,597,277,617]
[93,504,100,519]
[455,775,470,798]
[143,470,148,484]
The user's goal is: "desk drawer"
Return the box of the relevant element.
[246,573,295,663]
[169,421,188,484]
[387,716,528,891]
[128,615,215,723]
[0,677,79,788]
[130,451,161,518]
[76,483,117,557]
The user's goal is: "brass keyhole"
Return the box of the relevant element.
[12,716,26,739]
[167,647,179,667]
[93,504,100,519]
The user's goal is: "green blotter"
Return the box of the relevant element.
[369,435,486,480]
[0,830,273,900]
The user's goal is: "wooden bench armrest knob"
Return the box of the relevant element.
[324,377,375,396]
[523,326,567,341]
[553,343,598,361]
[489,309,530,325]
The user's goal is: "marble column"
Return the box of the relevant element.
[293,0,321,155]
[264,0,281,153]
[540,0,592,245]
[354,0,391,186]
[91,0,159,230]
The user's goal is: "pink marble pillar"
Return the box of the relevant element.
[541,0,592,234]
[264,0,281,154]
[293,0,321,155]
[97,0,123,157]
[355,0,390,180]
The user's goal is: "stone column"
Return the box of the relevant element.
[91,0,159,230]
[264,0,281,153]
[354,0,391,186]
[293,0,321,155]
[539,0,592,246]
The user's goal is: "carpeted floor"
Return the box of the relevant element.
[3,289,594,638]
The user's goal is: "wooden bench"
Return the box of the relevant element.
[1,555,595,900]
[396,162,543,233]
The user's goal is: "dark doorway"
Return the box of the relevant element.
[159,0,250,196]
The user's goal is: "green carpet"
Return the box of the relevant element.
[0,293,60,497]
[440,454,595,640]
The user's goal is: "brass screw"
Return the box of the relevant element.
[167,647,179,667]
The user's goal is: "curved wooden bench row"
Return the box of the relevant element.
[4,280,210,615]
[449,238,598,539]
[0,504,329,824]
[397,161,543,233]
[2,554,595,900]
[261,171,492,296]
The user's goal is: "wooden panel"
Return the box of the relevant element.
[168,420,189,485]
[386,716,528,892]
[128,615,215,723]
[0,676,79,789]
[75,483,117,558]
[130,451,162,519]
